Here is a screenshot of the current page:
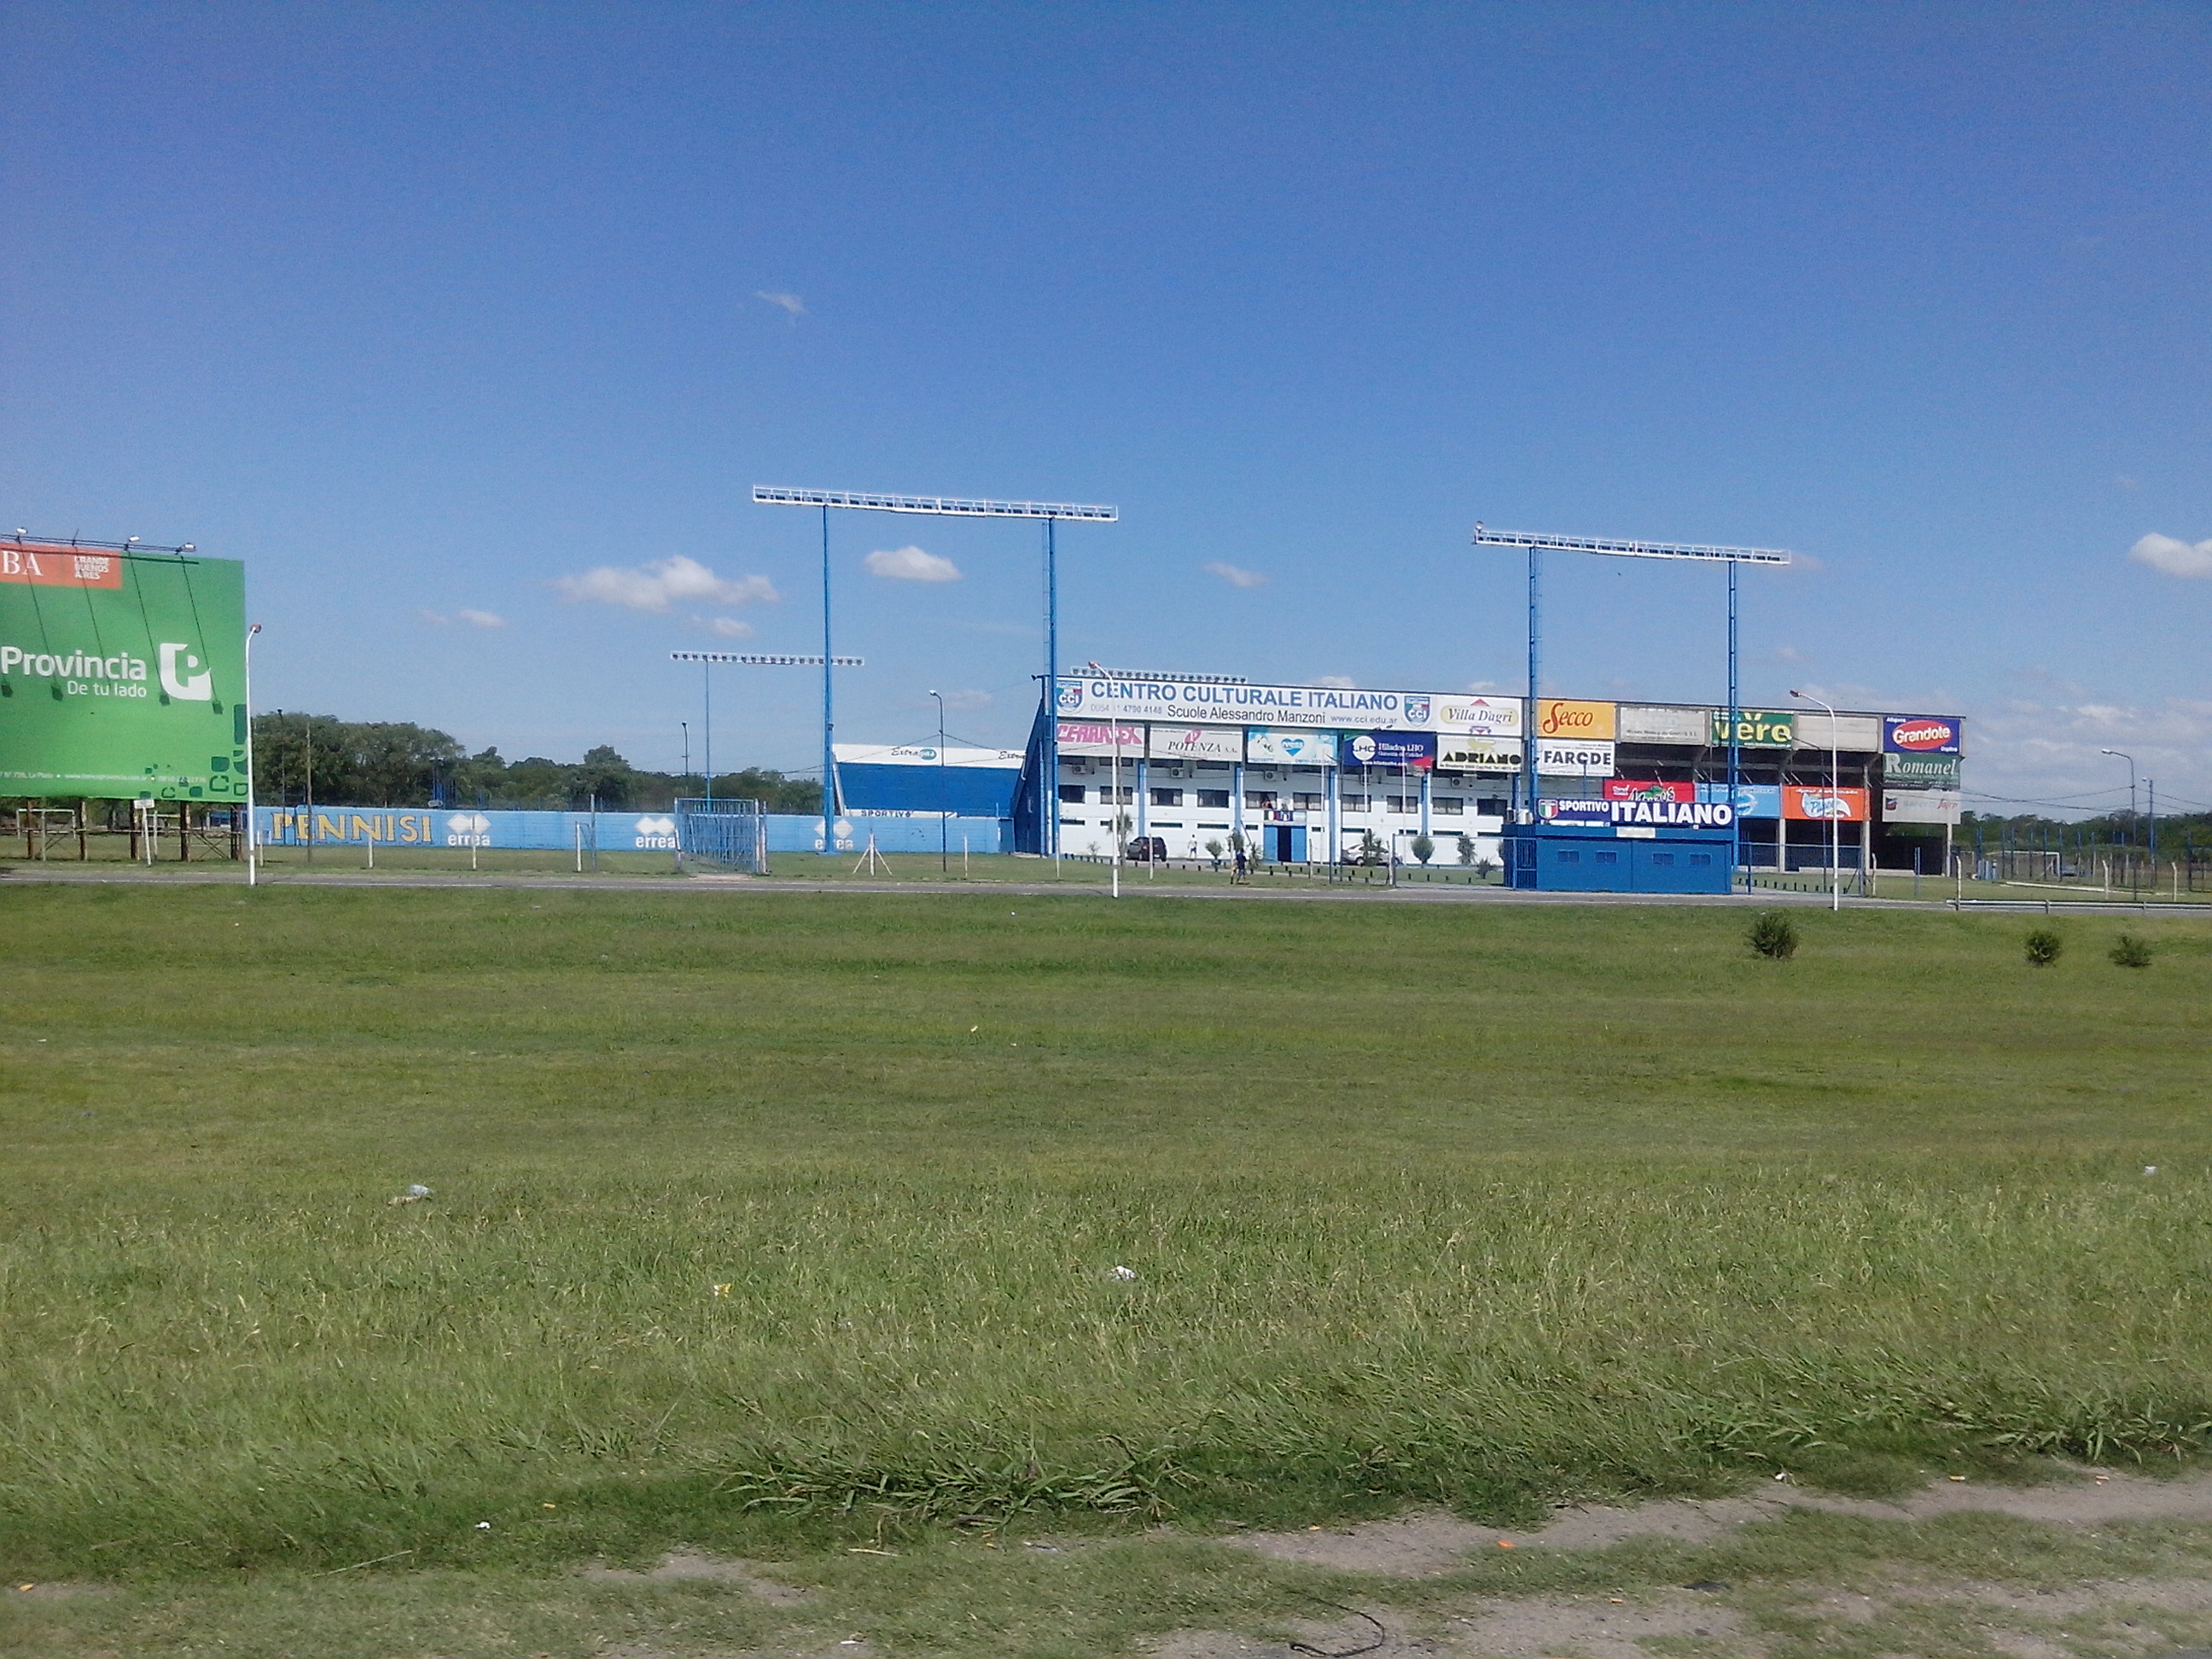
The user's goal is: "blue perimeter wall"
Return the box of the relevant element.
[254,807,1008,855]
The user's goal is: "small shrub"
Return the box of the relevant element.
[1749,911,1799,960]
[1456,833,1475,865]
[1411,834,1435,866]
[2024,928,2063,967]
[2110,934,2153,969]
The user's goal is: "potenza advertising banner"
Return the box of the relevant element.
[1058,676,1435,731]
[1146,725,1243,762]
[1884,715,1964,755]
[0,544,247,800]
[1435,734,1522,771]
[1884,751,1961,787]
[1710,709,1796,748]
[1338,731,1435,770]
[1245,728,1338,766]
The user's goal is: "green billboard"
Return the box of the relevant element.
[0,542,247,801]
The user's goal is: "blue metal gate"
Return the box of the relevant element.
[675,798,766,874]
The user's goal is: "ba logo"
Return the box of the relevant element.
[1057,683,1085,711]
[1278,736,1317,761]
[633,814,678,849]
[1349,735,1378,764]
[1402,696,1431,724]
[445,812,492,847]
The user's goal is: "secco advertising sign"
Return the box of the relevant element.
[1784,785,1868,822]
[1339,730,1435,770]
[1245,728,1338,766]
[0,543,247,800]
[1146,725,1243,762]
[1884,715,1964,755]
[1059,675,1429,730]
[1534,698,1615,742]
[1436,734,1522,771]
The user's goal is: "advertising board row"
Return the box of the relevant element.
[1052,678,1963,755]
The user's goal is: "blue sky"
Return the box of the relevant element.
[5,3,2208,813]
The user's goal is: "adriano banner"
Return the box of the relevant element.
[0,544,247,801]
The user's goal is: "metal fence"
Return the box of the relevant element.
[675,798,767,874]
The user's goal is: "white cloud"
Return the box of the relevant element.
[755,291,805,318]
[864,545,961,582]
[417,608,449,626]
[2116,475,2142,492]
[1203,561,1266,588]
[940,690,992,711]
[555,556,779,613]
[1963,694,2212,807]
[705,615,756,638]
[1464,679,1501,693]
[2128,533,2212,579]
[458,608,505,629]
[1772,645,1805,662]
[1313,675,1357,689]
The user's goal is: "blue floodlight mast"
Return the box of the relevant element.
[754,486,1117,854]
[1471,527,1791,882]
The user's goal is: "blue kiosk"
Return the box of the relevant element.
[1503,798,1739,894]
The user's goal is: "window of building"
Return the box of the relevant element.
[1689,853,1713,867]
[1293,792,1324,811]
[1150,789,1183,807]
[1101,787,1133,805]
[1058,784,1086,804]
[1477,798,1511,818]
[1595,851,1619,864]
[1387,795,1419,812]
[1243,791,1277,809]
[1432,797,1464,815]
[1341,795,1369,811]
[1650,853,1675,866]
[1557,850,1580,864]
[1197,789,1231,808]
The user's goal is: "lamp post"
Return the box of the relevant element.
[242,623,263,886]
[680,720,690,786]
[1790,690,1842,911]
[2101,748,2138,898]
[928,689,948,873]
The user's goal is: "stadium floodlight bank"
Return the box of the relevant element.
[751,487,1118,521]
[1008,671,1966,892]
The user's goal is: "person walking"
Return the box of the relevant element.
[1232,842,1249,883]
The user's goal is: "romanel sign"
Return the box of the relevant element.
[1710,709,1796,747]
[0,542,247,800]
[1884,751,1960,787]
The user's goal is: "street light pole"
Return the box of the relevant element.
[1790,690,1842,911]
[928,689,948,874]
[2102,748,2138,898]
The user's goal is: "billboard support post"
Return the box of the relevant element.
[1790,689,1842,911]
[243,624,263,885]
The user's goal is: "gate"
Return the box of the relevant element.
[675,798,767,874]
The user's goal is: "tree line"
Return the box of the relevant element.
[249,714,827,813]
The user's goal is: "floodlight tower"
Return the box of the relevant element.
[669,651,864,807]
[1472,526,1792,879]
[754,487,1117,853]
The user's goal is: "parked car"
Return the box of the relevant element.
[1123,835,1168,863]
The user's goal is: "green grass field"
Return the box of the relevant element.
[3,883,2209,1629]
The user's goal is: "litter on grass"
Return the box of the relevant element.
[1109,1265,1138,1281]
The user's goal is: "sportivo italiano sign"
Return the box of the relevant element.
[0,542,247,800]
[1540,798,1737,830]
